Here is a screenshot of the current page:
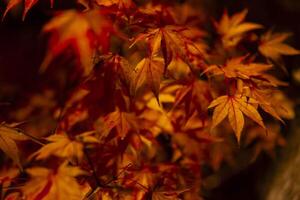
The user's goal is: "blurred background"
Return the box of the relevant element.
[0,0,300,199]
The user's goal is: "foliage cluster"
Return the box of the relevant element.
[0,0,299,199]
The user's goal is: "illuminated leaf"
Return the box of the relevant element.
[41,10,114,76]
[131,56,164,99]
[34,131,98,161]
[214,9,262,47]
[23,162,86,200]
[208,95,265,142]
[259,31,300,61]
[3,0,53,20]
[131,25,205,70]
[0,123,27,170]
[99,108,138,139]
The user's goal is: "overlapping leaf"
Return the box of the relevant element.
[205,57,273,80]
[131,25,205,70]
[131,56,164,99]
[0,123,28,170]
[40,10,114,76]
[33,131,98,161]
[99,107,138,140]
[208,95,265,142]
[173,79,212,119]
[23,162,86,200]
[3,0,53,20]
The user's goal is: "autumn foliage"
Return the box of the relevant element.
[0,0,299,199]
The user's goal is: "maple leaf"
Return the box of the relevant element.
[204,57,273,80]
[137,86,176,136]
[214,9,262,48]
[33,134,83,161]
[40,10,114,76]
[1,2,299,199]
[96,0,134,9]
[208,95,265,142]
[131,25,205,71]
[173,129,219,162]
[259,31,300,71]
[23,162,86,200]
[167,56,191,79]
[33,131,98,162]
[173,79,212,119]
[245,88,294,122]
[249,89,284,123]
[171,3,204,25]
[0,123,27,170]
[3,0,53,20]
[131,56,164,99]
[272,91,295,119]
[98,107,138,140]
[97,53,134,91]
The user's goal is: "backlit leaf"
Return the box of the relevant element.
[209,95,265,142]
[0,123,27,170]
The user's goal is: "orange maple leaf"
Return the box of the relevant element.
[131,25,205,70]
[214,9,262,47]
[98,53,134,91]
[23,162,86,200]
[98,107,138,140]
[208,94,265,142]
[173,79,212,119]
[259,31,300,72]
[131,56,164,99]
[0,123,28,170]
[3,0,55,20]
[33,131,98,161]
[204,57,273,80]
[40,10,114,76]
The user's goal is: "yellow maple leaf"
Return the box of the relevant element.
[0,123,27,170]
[205,57,273,80]
[215,9,262,48]
[23,162,86,200]
[259,31,300,64]
[130,25,205,70]
[131,56,164,99]
[208,94,265,142]
[98,107,138,140]
[33,131,98,161]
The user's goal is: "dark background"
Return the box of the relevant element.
[1,0,300,199]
